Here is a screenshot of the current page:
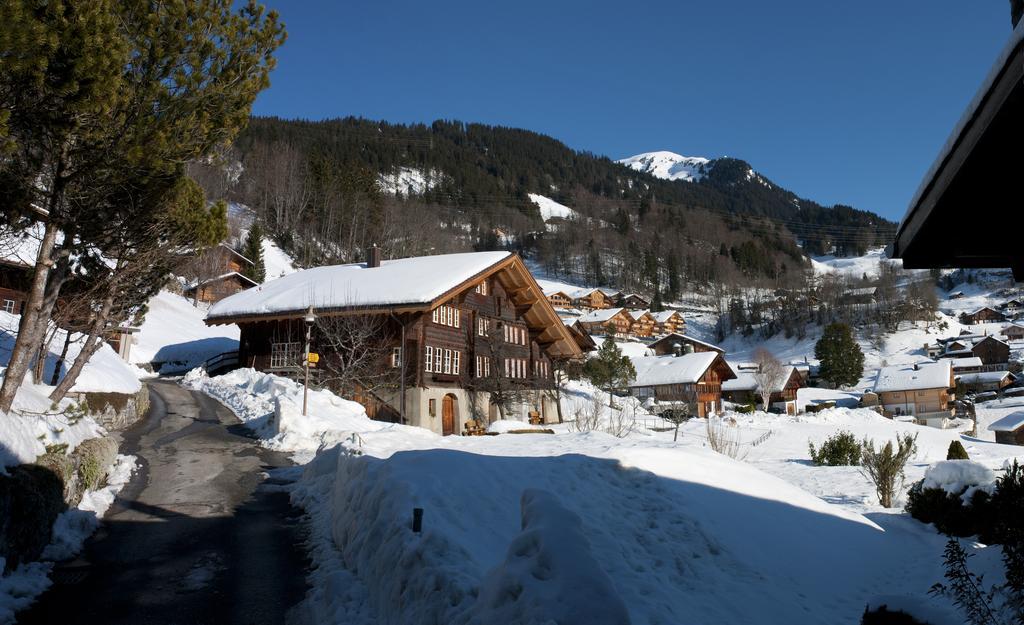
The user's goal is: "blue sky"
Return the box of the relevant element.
[251,1,1012,221]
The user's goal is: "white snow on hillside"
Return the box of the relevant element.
[526,193,577,223]
[261,237,296,280]
[617,150,711,182]
[131,291,239,372]
[811,247,892,277]
[377,166,444,195]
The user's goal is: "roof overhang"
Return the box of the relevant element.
[893,23,1024,278]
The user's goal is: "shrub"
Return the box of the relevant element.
[0,464,66,571]
[72,437,118,492]
[735,403,755,414]
[808,431,861,466]
[861,605,930,625]
[946,440,969,461]
[905,480,990,537]
[861,434,917,508]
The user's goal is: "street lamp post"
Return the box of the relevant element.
[303,307,316,416]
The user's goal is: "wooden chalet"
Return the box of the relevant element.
[628,352,736,418]
[0,258,31,316]
[650,310,685,336]
[1003,323,1024,341]
[648,333,724,357]
[576,307,633,337]
[571,288,614,310]
[205,250,581,436]
[960,307,1006,325]
[872,361,955,428]
[989,412,1024,446]
[970,335,1010,366]
[185,271,259,304]
[562,319,598,355]
[627,310,656,338]
[891,21,1024,278]
[617,293,650,309]
[721,365,805,415]
[545,290,572,309]
[957,370,1015,393]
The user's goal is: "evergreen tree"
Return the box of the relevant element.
[241,222,267,283]
[814,322,864,388]
[583,336,637,407]
[947,440,970,461]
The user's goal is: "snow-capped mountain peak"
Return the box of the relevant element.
[616,150,712,183]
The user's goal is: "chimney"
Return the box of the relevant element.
[367,244,382,268]
[672,344,682,357]
[682,343,694,355]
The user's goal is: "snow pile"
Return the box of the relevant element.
[261,237,296,280]
[377,166,445,195]
[184,368,392,461]
[0,385,104,470]
[617,151,711,182]
[0,561,50,625]
[467,489,630,625]
[42,455,137,560]
[486,420,532,434]
[130,290,239,372]
[920,460,997,499]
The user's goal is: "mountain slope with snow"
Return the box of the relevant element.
[617,151,712,182]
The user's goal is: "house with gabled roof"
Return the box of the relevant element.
[648,333,724,357]
[960,306,1006,325]
[626,309,656,337]
[627,351,736,418]
[205,250,581,436]
[989,411,1024,446]
[616,293,651,309]
[721,364,804,415]
[871,361,954,428]
[1002,323,1024,341]
[576,307,633,337]
[650,310,685,336]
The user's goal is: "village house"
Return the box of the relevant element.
[561,318,597,355]
[870,360,954,428]
[957,370,1015,394]
[544,289,572,309]
[571,288,616,310]
[576,307,633,337]
[950,356,984,374]
[650,310,685,336]
[616,293,650,309]
[185,243,259,304]
[648,333,724,356]
[1002,323,1024,341]
[0,258,31,316]
[627,351,736,418]
[205,250,581,436]
[721,365,805,415]
[960,306,1006,325]
[937,334,1010,367]
[989,412,1024,446]
[626,310,656,338]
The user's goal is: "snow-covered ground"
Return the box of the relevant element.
[526,193,577,225]
[810,247,892,278]
[377,166,445,195]
[130,290,239,373]
[186,365,1024,625]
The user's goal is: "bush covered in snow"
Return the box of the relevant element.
[808,431,861,466]
[906,461,997,537]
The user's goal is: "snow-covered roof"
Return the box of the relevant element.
[957,371,1013,385]
[186,271,259,290]
[208,251,511,320]
[629,352,721,387]
[722,365,796,393]
[873,361,952,394]
[577,307,627,324]
[626,309,652,321]
[650,310,681,323]
[950,357,983,369]
[648,332,724,353]
[989,411,1024,433]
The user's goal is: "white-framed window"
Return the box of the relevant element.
[477,317,489,336]
[391,347,402,368]
[454,309,460,328]
[475,281,488,295]
[452,351,460,375]
[504,358,510,378]
[444,349,452,374]
[432,309,439,323]
[433,305,461,328]
[425,346,434,373]
[270,342,302,369]
[2,299,15,314]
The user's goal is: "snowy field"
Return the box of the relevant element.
[130,290,240,373]
[185,367,1024,625]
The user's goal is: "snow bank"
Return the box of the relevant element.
[0,384,104,470]
[486,420,532,434]
[921,460,997,500]
[468,489,630,625]
[0,561,50,625]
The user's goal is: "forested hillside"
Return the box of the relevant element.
[193,116,895,298]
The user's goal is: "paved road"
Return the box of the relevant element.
[18,380,310,625]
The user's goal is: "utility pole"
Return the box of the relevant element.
[303,306,316,416]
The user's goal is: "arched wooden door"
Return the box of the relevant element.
[442,394,456,436]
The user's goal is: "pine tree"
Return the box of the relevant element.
[814,322,864,388]
[583,336,637,407]
[241,222,267,283]
[947,440,970,461]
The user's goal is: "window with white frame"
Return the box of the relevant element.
[433,305,460,328]
[2,299,15,314]
[477,317,489,337]
[475,281,488,295]
[425,346,434,372]
[452,351,460,375]
[443,348,452,374]
[391,347,402,368]
[270,342,302,369]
